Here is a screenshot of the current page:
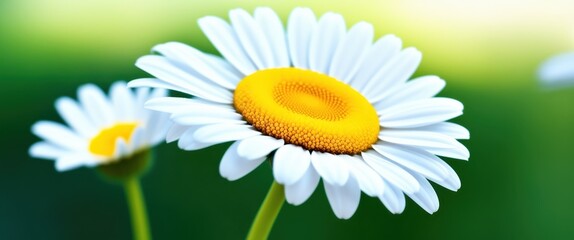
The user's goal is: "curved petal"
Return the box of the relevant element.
[32,121,86,150]
[166,123,189,143]
[29,142,69,160]
[324,176,361,219]
[373,75,445,109]
[350,34,402,90]
[136,55,232,104]
[198,16,257,75]
[287,7,317,69]
[378,181,406,214]
[310,151,349,186]
[329,21,373,83]
[372,143,450,182]
[379,129,463,149]
[78,84,115,128]
[144,96,233,115]
[273,144,311,185]
[308,12,346,73]
[379,98,463,128]
[219,141,267,181]
[409,122,470,140]
[56,153,98,172]
[284,165,320,205]
[361,48,422,103]
[361,150,420,194]
[55,97,97,138]
[346,155,385,197]
[254,7,290,67]
[152,42,241,89]
[193,123,261,145]
[237,135,284,160]
[406,172,440,214]
[230,8,275,69]
[109,81,135,122]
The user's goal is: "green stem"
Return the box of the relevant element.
[247,181,285,240]
[124,177,151,240]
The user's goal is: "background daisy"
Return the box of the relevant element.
[29,81,169,172]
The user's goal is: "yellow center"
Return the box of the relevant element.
[234,68,380,154]
[89,123,138,157]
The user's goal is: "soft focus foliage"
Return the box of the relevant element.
[1,0,574,239]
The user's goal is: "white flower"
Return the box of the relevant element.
[538,52,574,87]
[30,81,170,171]
[130,7,469,219]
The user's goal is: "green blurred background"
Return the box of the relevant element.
[2,0,574,239]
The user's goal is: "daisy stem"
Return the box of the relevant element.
[247,181,285,240]
[124,177,151,240]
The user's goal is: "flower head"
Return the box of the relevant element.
[130,7,469,218]
[30,81,170,172]
[538,52,574,87]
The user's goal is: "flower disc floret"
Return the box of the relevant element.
[234,68,380,154]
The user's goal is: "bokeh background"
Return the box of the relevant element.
[2,0,574,239]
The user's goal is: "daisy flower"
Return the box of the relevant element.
[29,81,170,172]
[538,52,574,87]
[130,7,469,219]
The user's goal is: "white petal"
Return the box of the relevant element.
[198,16,257,75]
[284,165,320,205]
[170,105,244,126]
[379,129,463,149]
[409,122,470,139]
[194,123,261,145]
[112,138,130,159]
[254,7,290,67]
[146,113,171,145]
[273,144,311,185]
[361,48,422,103]
[166,123,189,143]
[78,84,114,127]
[428,160,461,191]
[237,135,284,160]
[379,98,463,128]
[128,78,197,98]
[423,145,470,160]
[373,75,446,109]
[346,155,385,197]
[329,21,373,83]
[406,172,440,214]
[287,7,317,69]
[538,52,574,87]
[136,56,232,103]
[324,177,361,219]
[229,8,275,69]
[361,150,420,194]
[219,141,266,181]
[145,96,233,115]
[378,181,406,214]
[56,153,98,172]
[373,143,450,182]
[54,97,97,138]
[129,127,146,151]
[350,34,402,91]
[133,88,151,120]
[310,152,349,186]
[31,121,86,150]
[29,142,69,159]
[109,81,135,122]
[152,42,240,89]
[177,126,213,151]
[308,12,346,73]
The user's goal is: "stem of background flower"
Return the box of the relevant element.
[124,177,151,240]
[247,181,285,240]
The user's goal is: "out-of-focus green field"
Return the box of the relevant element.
[2,0,574,239]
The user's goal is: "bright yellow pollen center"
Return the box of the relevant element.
[234,68,380,154]
[89,123,138,157]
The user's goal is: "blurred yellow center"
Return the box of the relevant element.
[234,68,379,154]
[89,123,138,157]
